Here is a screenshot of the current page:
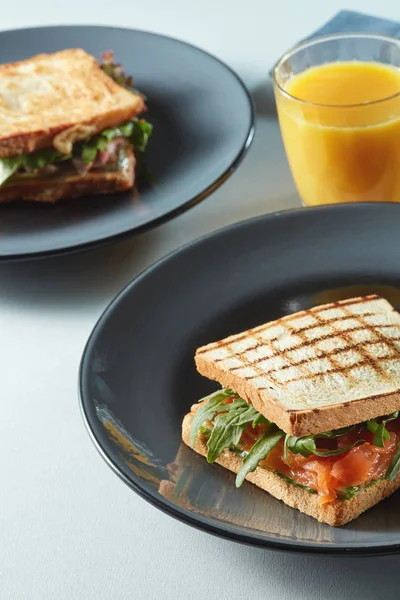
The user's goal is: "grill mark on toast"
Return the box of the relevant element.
[310,311,356,381]
[257,309,365,385]
[197,294,400,392]
[268,311,375,339]
[226,313,377,372]
[196,295,379,355]
[236,330,280,384]
[212,325,396,366]
[213,329,281,385]
[351,308,400,357]
[213,318,318,384]
[228,340,392,373]
[249,319,315,383]
[272,305,396,384]
[213,320,400,386]
[254,356,396,384]
[338,304,393,379]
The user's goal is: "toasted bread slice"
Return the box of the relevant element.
[0,49,145,158]
[182,413,400,526]
[195,295,400,436]
[0,144,135,203]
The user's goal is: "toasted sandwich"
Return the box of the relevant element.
[182,295,400,526]
[0,49,151,203]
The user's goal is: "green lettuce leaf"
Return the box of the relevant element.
[99,54,141,94]
[80,118,152,164]
[0,118,152,187]
[0,148,70,186]
[0,158,20,186]
[236,428,284,487]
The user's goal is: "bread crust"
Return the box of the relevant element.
[195,295,400,436]
[0,145,135,203]
[0,49,145,158]
[195,355,400,436]
[182,413,400,526]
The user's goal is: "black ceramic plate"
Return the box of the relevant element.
[0,25,254,260]
[80,203,400,555]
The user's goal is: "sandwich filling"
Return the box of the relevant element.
[0,52,152,188]
[189,389,400,504]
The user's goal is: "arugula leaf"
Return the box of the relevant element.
[367,420,389,446]
[189,389,234,447]
[367,412,399,447]
[385,411,400,422]
[284,426,357,461]
[386,443,400,481]
[236,428,284,487]
[190,390,272,464]
[190,389,400,488]
[373,422,389,447]
[316,426,355,439]
[286,434,365,458]
[337,486,362,500]
[274,471,317,494]
[198,424,212,436]
[206,400,259,463]
[283,434,290,464]
[252,413,270,427]
[230,446,247,457]
[286,436,316,458]
[337,479,381,500]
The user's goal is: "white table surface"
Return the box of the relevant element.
[2,2,400,599]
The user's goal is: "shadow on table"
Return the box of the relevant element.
[225,542,400,600]
[251,79,277,117]
[0,230,164,313]
[0,98,298,314]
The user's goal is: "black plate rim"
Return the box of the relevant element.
[0,24,255,262]
[79,203,400,556]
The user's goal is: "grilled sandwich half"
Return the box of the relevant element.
[182,295,400,526]
[0,49,151,203]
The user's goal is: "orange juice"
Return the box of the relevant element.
[276,61,400,205]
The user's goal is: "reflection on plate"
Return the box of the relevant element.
[96,403,168,486]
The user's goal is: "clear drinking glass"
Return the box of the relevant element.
[272,33,400,206]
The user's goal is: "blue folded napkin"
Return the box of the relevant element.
[262,12,400,111]
[268,11,400,76]
[303,10,400,41]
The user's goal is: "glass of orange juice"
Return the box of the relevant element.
[273,33,400,206]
